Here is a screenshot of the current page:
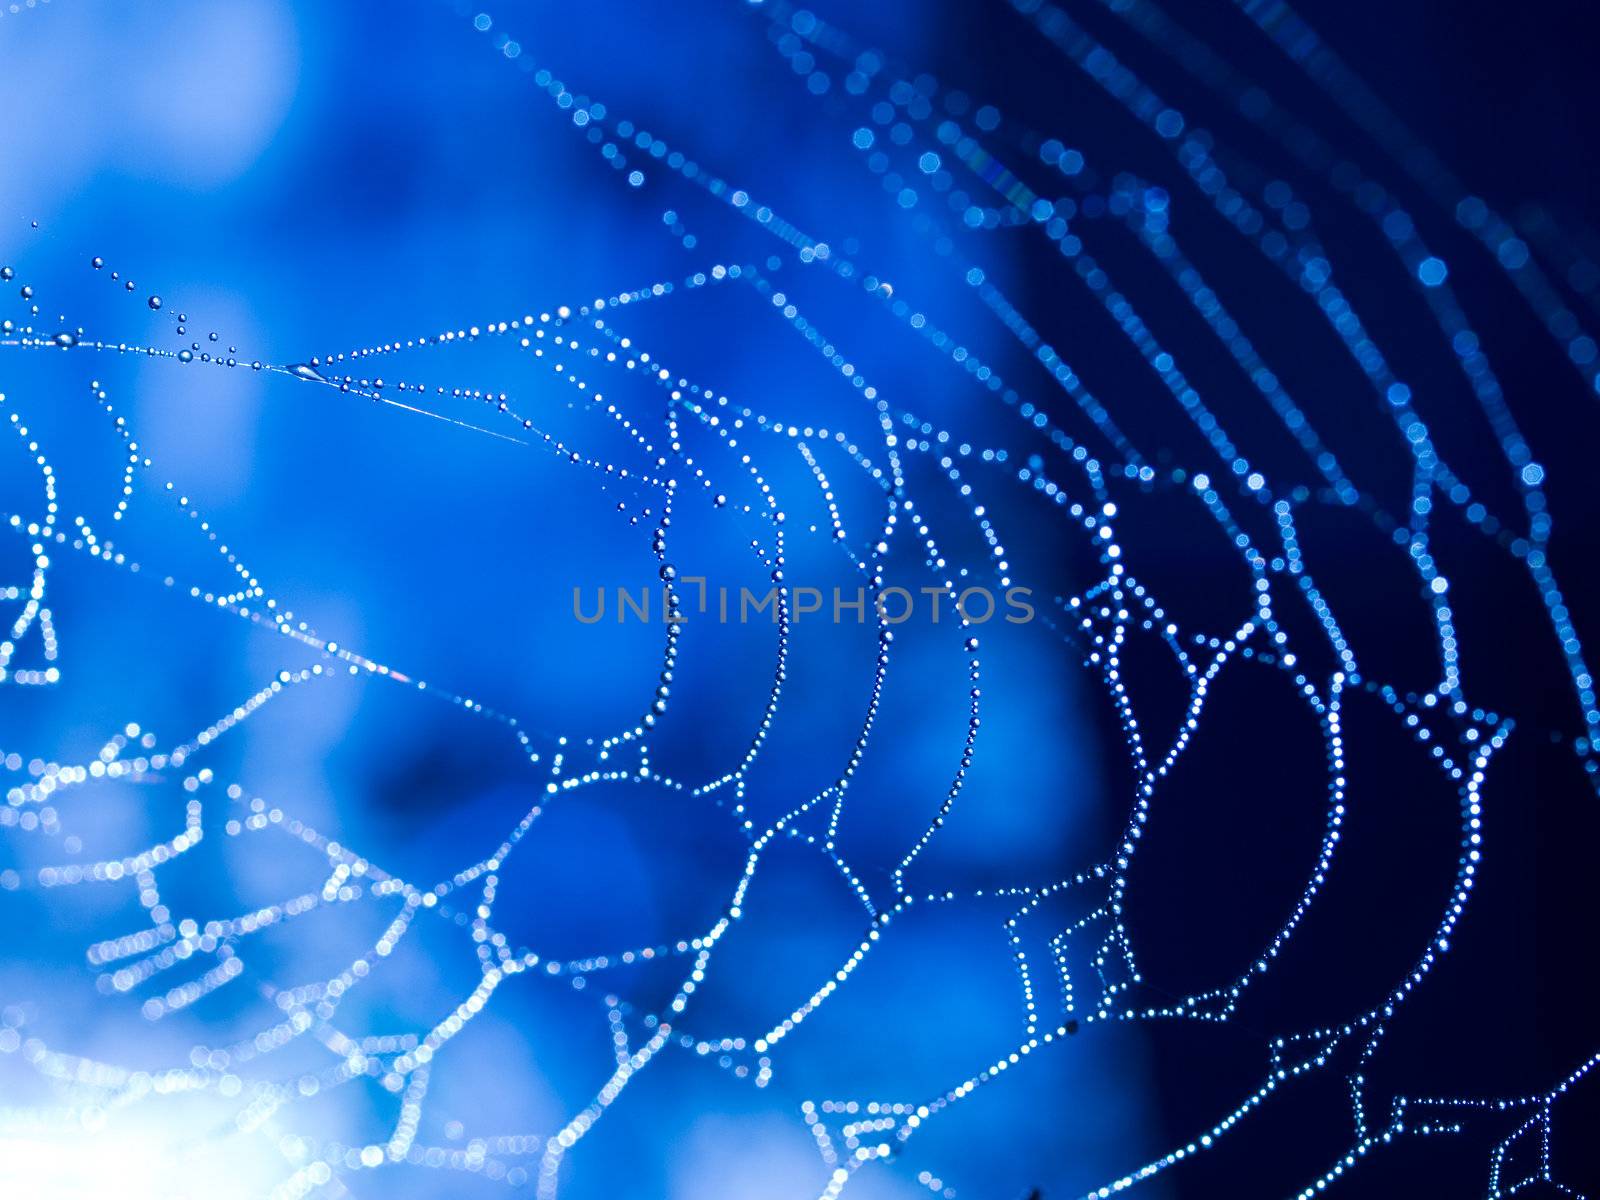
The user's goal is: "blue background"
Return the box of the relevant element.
[1,2,1597,1198]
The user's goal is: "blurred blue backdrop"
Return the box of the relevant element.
[1,2,1597,1198]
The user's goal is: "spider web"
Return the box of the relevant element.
[1,2,1596,1198]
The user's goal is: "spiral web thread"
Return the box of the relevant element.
[1,2,1597,1197]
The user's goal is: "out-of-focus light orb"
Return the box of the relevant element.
[0,1109,288,1200]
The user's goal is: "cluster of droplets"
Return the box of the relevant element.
[1,2,1597,1198]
